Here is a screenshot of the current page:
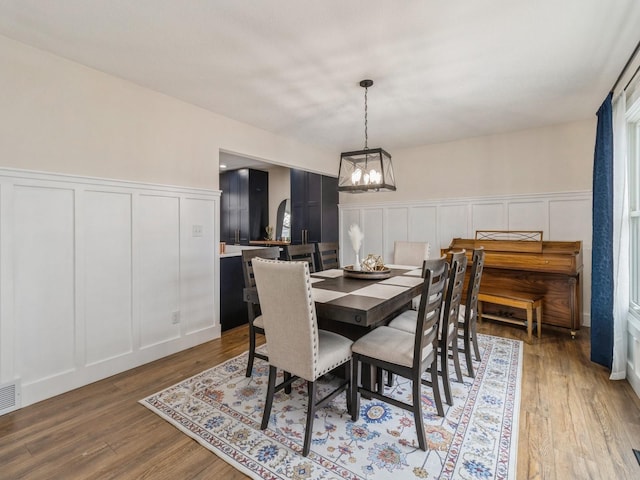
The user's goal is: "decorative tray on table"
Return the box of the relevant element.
[343,265,391,280]
[343,254,390,279]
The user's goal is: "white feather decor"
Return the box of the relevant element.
[348,224,364,270]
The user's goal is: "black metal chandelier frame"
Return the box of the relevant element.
[338,79,396,193]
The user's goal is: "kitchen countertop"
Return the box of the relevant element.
[248,240,291,246]
[220,245,272,258]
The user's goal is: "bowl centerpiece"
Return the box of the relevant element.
[343,253,391,279]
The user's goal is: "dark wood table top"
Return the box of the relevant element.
[309,266,423,329]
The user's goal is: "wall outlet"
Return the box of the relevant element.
[171,311,180,324]
[192,225,203,237]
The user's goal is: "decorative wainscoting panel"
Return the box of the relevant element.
[14,185,76,385]
[0,169,220,409]
[138,194,182,349]
[628,315,640,398]
[339,190,592,325]
[83,190,133,366]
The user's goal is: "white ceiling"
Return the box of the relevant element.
[0,1,639,154]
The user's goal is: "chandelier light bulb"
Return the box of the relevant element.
[351,168,362,185]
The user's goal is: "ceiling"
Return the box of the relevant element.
[0,1,639,154]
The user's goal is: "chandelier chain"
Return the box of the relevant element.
[364,86,368,150]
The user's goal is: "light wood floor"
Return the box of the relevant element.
[1,322,639,479]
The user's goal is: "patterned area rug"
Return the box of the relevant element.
[140,334,522,479]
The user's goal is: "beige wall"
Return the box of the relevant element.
[339,119,595,205]
[0,35,335,189]
[1,34,595,205]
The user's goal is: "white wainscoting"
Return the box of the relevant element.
[339,190,593,325]
[0,168,220,409]
[628,315,640,398]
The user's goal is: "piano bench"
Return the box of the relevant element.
[477,291,543,342]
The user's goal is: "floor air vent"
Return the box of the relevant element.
[0,381,21,415]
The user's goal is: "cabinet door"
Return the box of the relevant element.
[236,169,250,244]
[305,171,323,243]
[220,257,248,330]
[219,172,235,244]
[290,169,307,244]
[321,175,339,242]
[290,170,338,244]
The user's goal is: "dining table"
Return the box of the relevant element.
[308,265,424,338]
[243,263,424,338]
[243,263,424,387]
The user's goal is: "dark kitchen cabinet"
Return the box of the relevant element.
[220,256,248,331]
[220,168,268,245]
[290,169,338,244]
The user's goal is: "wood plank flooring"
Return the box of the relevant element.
[1,322,639,479]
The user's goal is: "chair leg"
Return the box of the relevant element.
[464,330,475,378]
[345,359,352,417]
[351,355,360,422]
[245,324,257,377]
[261,365,277,430]
[450,335,463,383]
[284,371,292,395]
[376,368,384,395]
[412,369,427,451]
[471,321,481,361]
[428,359,445,417]
[303,381,317,456]
[440,346,453,406]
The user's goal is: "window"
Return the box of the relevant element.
[628,85,640,315]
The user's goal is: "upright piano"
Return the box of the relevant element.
[445,231,583,337]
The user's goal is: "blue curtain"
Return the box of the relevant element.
[591,93,614,368]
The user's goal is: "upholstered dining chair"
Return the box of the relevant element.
[252,258,353,457]
[458,247,485,378]
[388,250,467,406]
[393,240,430,266]
[241,247,281,377]
[350,257,449,451]
[284,243,317,272]
[393,240,430,309]
[315,242,340,271]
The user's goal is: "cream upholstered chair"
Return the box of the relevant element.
[284,243,317,272]
[393,240,430,266]
[315,242,340,271]
[393,241,430,309]
[388,250,467,406]
[252,258,353,457]
[350,257,449,451]
[241,247,281,377]
[458,247,485,378]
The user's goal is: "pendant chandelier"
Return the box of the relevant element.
[338,79,396,193]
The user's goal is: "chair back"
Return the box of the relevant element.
[252,258,320,380]
[241,247,281,288]
[394,241,430,266]
[464,247,485,321]
[315,242,339,270]
[284,244,317,272]
[414,257,449,371]
[241,247,281,321]
[440,250,467,340]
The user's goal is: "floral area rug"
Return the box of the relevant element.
[140,333,522,479]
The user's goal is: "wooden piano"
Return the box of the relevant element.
[444,231,583,337]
